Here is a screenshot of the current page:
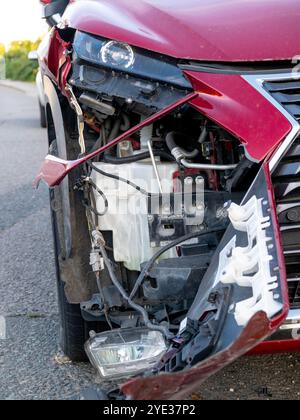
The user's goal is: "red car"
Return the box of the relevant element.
[36,0,300,399]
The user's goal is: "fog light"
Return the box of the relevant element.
[85,328,167,379]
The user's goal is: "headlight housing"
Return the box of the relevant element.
[73,31,191,89]
[85,328,167,379]
[100,40,135,69]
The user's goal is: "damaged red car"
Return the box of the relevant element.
[36,0,300,399]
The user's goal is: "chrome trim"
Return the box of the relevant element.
[242,73,300,172]
[243,73,300,326]
[280,309,300,330]
[286,309,300,322]
[280,224,300,232]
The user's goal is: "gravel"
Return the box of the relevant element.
[0,81,299,400]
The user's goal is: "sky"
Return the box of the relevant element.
[0,1,48,48]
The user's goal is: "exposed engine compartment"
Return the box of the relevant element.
[67,55,253,335]
[34,0,300,392]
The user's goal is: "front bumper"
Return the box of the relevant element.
[120,164,290,400]
[251,309,300,354]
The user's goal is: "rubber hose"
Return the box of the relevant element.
[103,150,174,164]
[166,131,199,159]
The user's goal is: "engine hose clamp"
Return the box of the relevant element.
[171,146,185,162]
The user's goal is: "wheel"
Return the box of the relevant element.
[39,100,47,128]
[50,183,87,361]
[49,136,108,362]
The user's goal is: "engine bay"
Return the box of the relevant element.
[66,55,254,341]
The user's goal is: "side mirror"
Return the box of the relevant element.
[28,51,39,61]
[41,0,70,27]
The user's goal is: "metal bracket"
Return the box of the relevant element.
[65,83,86,155]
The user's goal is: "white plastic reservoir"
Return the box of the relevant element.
[91,160,178,271]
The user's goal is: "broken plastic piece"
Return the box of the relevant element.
[217,196,282,326]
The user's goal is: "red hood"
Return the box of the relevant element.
[65,0,300,62]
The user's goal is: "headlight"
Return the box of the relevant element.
[85,328,167,379]
[73,31,192,89]
[101,40,135,69]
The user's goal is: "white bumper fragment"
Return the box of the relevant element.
[216,196,282,326]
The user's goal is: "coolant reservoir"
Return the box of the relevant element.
[91,161,178,271]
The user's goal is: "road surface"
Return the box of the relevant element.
[0,82,299,400]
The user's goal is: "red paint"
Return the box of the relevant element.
[185,72,292,162]
[121,312,286,400]
[46,30,72,88]
[37,0,300,375]
[64,0,300,62]
[250,339,300,355]
[34,92,198,187]
[120,164,289,399]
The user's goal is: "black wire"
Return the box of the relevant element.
[88,161,151,197]
[82,178,109,217]
[104,150,174,165]
[98,240,174,339]
[129,228,224,300]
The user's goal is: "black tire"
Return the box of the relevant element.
[49,137,107,362]
[39,101,47,128]
[50,181,89,361]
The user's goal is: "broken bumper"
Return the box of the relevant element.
[120,163,289,400]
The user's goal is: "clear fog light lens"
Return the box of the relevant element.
[85,328,167,379]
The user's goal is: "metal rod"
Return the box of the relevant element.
[36,92,199,187]
[180,158,238,171]
[147,140,163,194]
[65,83,86,155]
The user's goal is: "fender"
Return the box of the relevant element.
[44,76,98,303]
[43,75,72,258]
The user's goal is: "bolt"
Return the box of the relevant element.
[217,207,228,219]
[184,177,193,185]
[196,202,205,211]
[208,291,219,304]
[89,330,97,339]
[195,176,203,185]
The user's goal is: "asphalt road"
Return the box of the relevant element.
[0,82,299,400]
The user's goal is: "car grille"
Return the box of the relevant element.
[265,78,300,122]
[265,76,300,309]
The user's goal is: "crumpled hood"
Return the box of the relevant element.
[65,0,300,62]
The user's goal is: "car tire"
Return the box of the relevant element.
[39,101,47,128]
[49,139,108,362]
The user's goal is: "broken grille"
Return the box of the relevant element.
[265,76,300,309]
